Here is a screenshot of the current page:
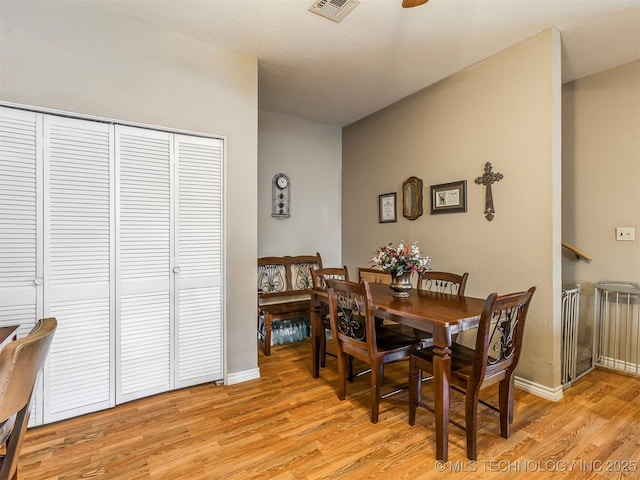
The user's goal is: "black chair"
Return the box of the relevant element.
[408,287,535,460]
[326,279,422,423]
[0,318,57,480]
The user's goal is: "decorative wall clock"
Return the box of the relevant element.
[272,173,291,218]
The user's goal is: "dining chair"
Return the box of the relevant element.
[358,269,430,350]
[326,278,422,423]
[415,271,470,345]
[357,267,392,285]
[418,271,469,295]
[310,266,350,368]
[312,268,374,381]
[408,287,536,460]
[0,318,57,480]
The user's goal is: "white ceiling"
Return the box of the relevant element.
[59,0,640,125]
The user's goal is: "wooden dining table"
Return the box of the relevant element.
[309,281,486,461]
[0,325,20,349]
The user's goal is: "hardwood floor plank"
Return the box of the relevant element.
[17,339,640,479]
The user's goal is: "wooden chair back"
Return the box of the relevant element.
[0,318,57,479]
[326,278,377,360]
[418,271,469,295]
[358,267,391,285]
[469,287,536,392]
[310,266,350,291]
[258,253,322,299]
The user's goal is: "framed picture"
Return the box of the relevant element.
[379,192,397,223]
[430,180,467,214]
[402,176,423,221]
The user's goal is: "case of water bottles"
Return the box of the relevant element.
[269,318,311,345]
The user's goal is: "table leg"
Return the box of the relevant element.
[432,328,452,461]
[310,296,321,378]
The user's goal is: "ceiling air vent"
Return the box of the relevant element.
[309,0,360,23]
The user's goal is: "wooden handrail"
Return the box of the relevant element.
[562,241,592,263]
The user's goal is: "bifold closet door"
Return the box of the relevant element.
[0,107,43,424]
[116,128,224,400]
[174,134,223,387]
[0,107,114,424]
[1,107,224,420]
[42,114,114,422]
[0,107,42,334]
[116,125,173,404]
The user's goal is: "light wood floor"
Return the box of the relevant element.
[18,339,640,479]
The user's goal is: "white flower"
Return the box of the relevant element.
[371,241,432,275]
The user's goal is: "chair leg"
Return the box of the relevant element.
[348,355,359,382]
[465,394,479,461]
[0,402,30,480]
[499,374,515,438]
[336,351,348,401]
[320,328,327,368]
[370,362,383,424]
[408,356,418,425]
[508,374,516,424]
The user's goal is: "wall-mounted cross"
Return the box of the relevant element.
[475,162,503,221]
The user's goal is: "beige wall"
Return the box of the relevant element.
[343,30,563,392]
[562,60,640,342]
[0,2,259,376]
[258,110,342,266]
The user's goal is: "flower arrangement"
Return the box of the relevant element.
[371,241,431,277]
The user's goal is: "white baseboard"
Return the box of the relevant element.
[226,367,261,385]
[225,370,564,401]
[515,376,564,402]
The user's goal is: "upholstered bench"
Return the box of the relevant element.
[257,253,322,355]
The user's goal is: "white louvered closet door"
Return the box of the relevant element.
[175,135,223,387]
[0,107,42,334]
[116,125,173,403]
[1,106,224,422]
[0,107,44,424]
[42,115,114,422]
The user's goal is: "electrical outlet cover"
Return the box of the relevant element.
[615,227,635,241]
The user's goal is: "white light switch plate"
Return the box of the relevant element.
[616,227,635,241]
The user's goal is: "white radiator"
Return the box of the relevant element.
[594,281,640,376]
